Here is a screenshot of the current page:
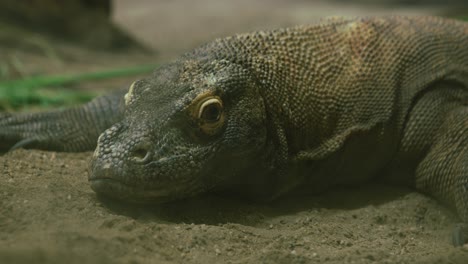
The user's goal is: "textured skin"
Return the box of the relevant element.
[1,16,467,242]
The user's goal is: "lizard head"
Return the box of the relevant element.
[89,58,269,203]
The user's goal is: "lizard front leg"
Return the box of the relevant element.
[389,80,467,246]
[415,106,468,246]
[0,88,126,152]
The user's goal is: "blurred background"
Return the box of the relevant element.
[0,0,467,111]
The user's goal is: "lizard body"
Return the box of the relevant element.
[1,16,467,244]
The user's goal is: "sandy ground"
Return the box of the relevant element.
[1,150,467,263]
[1,1,468,263]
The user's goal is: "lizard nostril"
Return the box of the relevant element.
[131,145,150,163]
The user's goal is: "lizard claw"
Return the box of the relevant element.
[9,137,40,151]
[452,223,467,247]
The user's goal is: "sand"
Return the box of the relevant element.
[1,150,467,263]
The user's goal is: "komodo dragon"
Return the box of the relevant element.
[1,16,467,245]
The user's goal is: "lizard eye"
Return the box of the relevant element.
[198,98,222,122]
[192,96,225,136]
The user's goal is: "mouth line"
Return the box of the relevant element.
[89,178,173,202]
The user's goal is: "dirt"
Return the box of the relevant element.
[1,150,467,264]
[1,1,468,263]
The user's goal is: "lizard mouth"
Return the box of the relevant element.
[88,151,209,204]
[89,177,174,203]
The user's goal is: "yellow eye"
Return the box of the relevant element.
[189,95,225,136]
[198,98,223,122]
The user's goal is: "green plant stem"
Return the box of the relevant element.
[0,63,158,91]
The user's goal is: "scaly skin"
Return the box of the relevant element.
[1,16,467,244]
